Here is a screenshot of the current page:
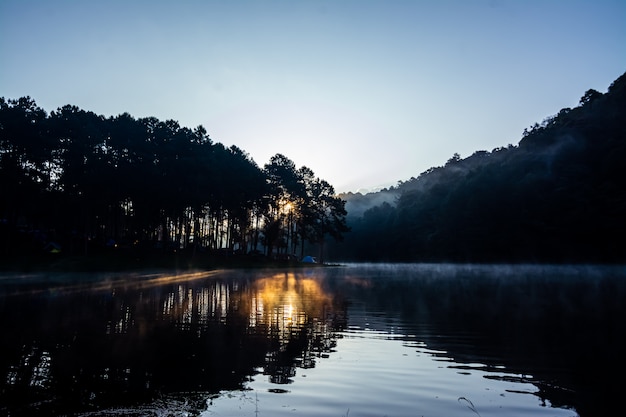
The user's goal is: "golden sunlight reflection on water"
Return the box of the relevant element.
[3,264,624,416]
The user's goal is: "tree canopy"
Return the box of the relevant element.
[0,99,348,265]
[332,71,626,263]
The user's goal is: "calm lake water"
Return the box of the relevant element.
[1,263,624,417]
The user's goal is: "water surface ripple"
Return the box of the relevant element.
[1,263,623,416]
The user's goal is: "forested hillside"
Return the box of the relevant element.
[4,72,624,266]
[332,72,626,263]
[0,101,348,266]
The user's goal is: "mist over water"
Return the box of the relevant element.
[1,263,623,416]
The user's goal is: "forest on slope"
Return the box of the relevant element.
[3,72,624,267]
[333,72,626,263]
[0,101,348,267]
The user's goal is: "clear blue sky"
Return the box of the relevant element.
[1,0,624,193]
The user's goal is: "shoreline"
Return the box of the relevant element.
[0,251,335,274]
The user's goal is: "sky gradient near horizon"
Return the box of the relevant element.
[1,0,624,193]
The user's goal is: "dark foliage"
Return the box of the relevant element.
[0,100,348,267]
[333,72,626,263]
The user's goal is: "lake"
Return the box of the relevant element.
[1,263,624,416]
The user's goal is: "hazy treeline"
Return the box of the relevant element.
[0,100,348,261]
[334,72,626,263]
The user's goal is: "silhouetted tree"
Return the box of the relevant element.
[1,99,352,263]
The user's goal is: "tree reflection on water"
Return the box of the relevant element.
[0,270,346,416]
[1,265,624,417]
[251,273,342,384]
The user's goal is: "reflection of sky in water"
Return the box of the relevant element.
[206,326,571,417]
[2,264,623,416]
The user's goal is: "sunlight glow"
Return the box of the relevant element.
[250,273,331,343]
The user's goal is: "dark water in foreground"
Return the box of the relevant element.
[0,264,624,416]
